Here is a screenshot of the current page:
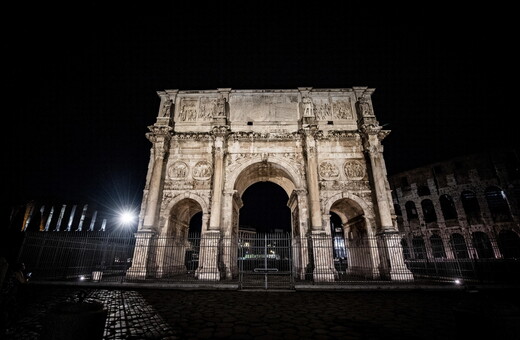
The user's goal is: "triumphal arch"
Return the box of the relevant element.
[127,87,413,283]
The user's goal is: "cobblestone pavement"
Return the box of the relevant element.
[2,284,520,339]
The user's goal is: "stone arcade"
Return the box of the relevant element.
[126,87,413,282]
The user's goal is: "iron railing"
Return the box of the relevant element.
[16,231,520,287]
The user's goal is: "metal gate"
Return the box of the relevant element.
[238,232,293,290]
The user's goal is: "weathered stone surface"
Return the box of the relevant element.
[128,87,412,282]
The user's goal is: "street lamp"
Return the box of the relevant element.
[118,210,136,225]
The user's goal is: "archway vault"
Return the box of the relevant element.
[234,161,296,197]
[164,197,204,236]
[226,156,304,197]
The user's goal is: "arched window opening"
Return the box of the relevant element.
[449,233,469,259]
[472,232,494,259]
[460,191,481,225]
[430,234,446,258]
[439,194,458,220]
[412,237,426,259]
[421,199,437,223]
[485,186,512,222]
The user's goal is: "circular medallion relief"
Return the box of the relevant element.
[168,161,188,179]
[192,161,212,180]
[319,161,339,180]
[344,160,365,180]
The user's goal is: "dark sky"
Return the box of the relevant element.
[5,4,514,216]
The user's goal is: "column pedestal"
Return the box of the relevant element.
[196,231,221,281]
[377,231,414,281]
[311,231,337,282]
[126,230,156,280]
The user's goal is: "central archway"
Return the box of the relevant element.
[239,181,291,233]
[220,160,308,281]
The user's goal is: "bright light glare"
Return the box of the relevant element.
[80,276,85,281]
[119,211,135,225]
[454,279,461,285]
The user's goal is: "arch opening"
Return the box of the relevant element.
[239,182,291,233]
[153,198,204,278]
[225,161,301,282]
[329,197,378,279]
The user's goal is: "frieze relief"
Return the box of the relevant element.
[199,98,217,120]
[177,97,221,122]
[178,99,198,121]
[311,97,355,121]
[344,160,366,180]
[164,181,194,190]
[332,99,354,120]
[314,102,332,120]
[164,179,212,191]
[319,180,371,192]
[229,131,301,141]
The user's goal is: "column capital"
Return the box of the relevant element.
[223,189,237,196]
[146,125,173,142]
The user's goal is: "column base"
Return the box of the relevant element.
[377,231,414,282]
[389,268,414,281]
[125,268,147,281]
[196,230,221,281]
[196,268,221,281]
[313,269,336,282]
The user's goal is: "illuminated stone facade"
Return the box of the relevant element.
[127,87,412,281]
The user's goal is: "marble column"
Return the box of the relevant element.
[128,125,171,279]
[209,133,225,230]
[359,99,412,280]
[302,128,322,230]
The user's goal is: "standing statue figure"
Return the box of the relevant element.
[357,96,372,116]
[160,100,172,117]
[216,98,226,117]
[302,97,314,117]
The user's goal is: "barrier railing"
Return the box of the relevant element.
[16,232,520,287]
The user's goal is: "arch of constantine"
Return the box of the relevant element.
[126,87,413,283]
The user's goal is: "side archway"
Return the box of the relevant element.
[326,195,380,279]
[153,197,205,278]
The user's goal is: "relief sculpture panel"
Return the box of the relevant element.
[344,160,366,180]
[319,161,339,180]
[168,161,188,179]
[192,161,213,180]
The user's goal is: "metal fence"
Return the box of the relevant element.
[238,232,293,289]
[16,231,520,288]
[18,231,135,283]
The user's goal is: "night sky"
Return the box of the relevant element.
[5,4,514,227]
